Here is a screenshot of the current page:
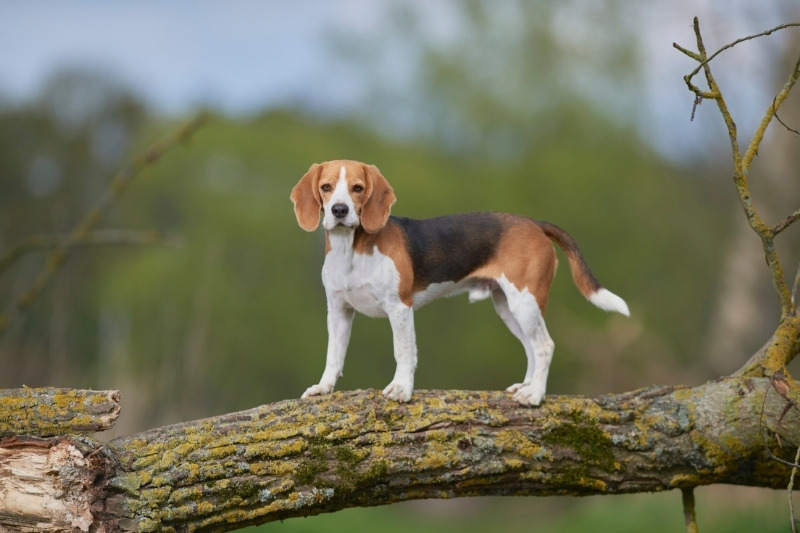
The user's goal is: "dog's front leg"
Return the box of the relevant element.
[302,299,354,398]
[382,303,417,402]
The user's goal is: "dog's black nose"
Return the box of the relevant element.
[331,203,349,219]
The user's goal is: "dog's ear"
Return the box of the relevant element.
[360,164,396,233]
[290,163,323,231]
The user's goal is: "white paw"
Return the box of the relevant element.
[302,382,334,399]
[505,382,529,394]
[511,383,545,406]
[382,381,413,402]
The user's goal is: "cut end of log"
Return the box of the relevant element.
[0,437,97,532]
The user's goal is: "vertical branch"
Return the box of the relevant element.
[743,50,800,171]
[789,445,800,533]
[682,487,700,533]
[740,50,800,317]
[691,19,792,317]
[674,20,800,323]
[690,18,742,172]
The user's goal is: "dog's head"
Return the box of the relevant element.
[290,160,396,233]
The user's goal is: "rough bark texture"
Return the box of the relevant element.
[1,378,798,532]
[0,388,120,437]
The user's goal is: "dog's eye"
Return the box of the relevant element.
[320,184,332,192]
[352,185,364,193]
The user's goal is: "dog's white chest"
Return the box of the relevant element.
[322,232,400,318]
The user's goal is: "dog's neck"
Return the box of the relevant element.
[324,225,379,261]
[325,226,355,256]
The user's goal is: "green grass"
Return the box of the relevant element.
[247,486,790,533]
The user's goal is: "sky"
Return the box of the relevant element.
[0,1,796,159]
[0,0,385,115]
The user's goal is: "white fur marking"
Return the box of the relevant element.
[468,279,495,303]
[589,288,630,317]
[411,278,497,309]
[495,274,554,406]
[306,233,418,402]
[322,165,360,230]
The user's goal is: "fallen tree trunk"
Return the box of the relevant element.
[0,377,798,532]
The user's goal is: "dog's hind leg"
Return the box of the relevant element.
[495,277,555,406]
[492,289,535,393]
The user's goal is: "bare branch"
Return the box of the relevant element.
[774,96,800,136]
[675,18,800,322]
[690,95,702,121]
[682,487,700,533]
[742,49,800,173]
[0,230,182,275]
[0,113,209,333]
[676,21,800,97]
[790,445,800,533]
[737,315,800,376]
[774,208,800,236]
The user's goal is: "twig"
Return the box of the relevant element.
[774,96,800,136]
[759,374,800,469]
[682,487,700,533]
[690,94,702,121]
[774,208,800,236]
[0,230,182,275]
[0,113,209,333]
[678,21,800,92]
[792,261,800,312]
[742,49,800,174]
[789,445,800,533]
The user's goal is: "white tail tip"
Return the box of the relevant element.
[589,288,630,317]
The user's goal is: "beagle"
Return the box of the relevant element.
[290,160,629,406]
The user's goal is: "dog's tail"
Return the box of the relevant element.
[538,221,630,317]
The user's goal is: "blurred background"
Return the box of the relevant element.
[1,1,798,531]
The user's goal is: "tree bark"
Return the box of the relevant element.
[0,388,120,437]
[1,377,798,532]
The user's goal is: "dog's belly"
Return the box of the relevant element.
[412,278,497,309]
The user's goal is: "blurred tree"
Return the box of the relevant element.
[0,68,148,386]
[339,0,639,157]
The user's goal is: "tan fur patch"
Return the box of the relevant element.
[356,221,416,306]
[467,217,556,314]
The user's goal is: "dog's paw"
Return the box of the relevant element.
[511,383,545,406]
[302,382,334,399]
[382,381,413,402]
[505,382,529,393]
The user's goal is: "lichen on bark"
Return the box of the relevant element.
[81,378,797,531]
